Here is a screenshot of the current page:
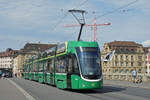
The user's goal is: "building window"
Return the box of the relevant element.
[125,69,129,73]
[121,49,124,52]
[120,62,123,66]
[130,69,133,73]
[131,62,134,66]
[114,69,118,73]
[138,62,142,66]
[138,69,142,73]
[138,56,142,61]
[131,49,134,52]
[120,69,123,73]
[109,69,111,72]
[115,61,118,66]
[115,55,118,60]
[126,56,128,61]
[120,55,123,60]
[126,62,128,66]
[131,56,134,61]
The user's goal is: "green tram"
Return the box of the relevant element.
[23,41,103,89]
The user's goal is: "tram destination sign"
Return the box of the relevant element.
[80,47,98,52]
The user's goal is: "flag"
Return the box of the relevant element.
[102,50,115,61]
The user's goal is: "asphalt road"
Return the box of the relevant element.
[2,78,150,100]
[0,78,26,100]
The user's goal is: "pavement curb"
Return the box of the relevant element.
[104,80,150,90]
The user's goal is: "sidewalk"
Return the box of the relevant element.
[104,80,150,89]
[0,78,26,100]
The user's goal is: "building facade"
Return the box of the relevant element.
[101,41,149,81]
[13,43,56,77]
[146,49,150,74]
[0,48,18,75]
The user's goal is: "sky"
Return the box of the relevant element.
[0,0,150,51]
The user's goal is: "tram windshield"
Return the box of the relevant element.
[76,47,102,80]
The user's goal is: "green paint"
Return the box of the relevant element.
[46,73,51,84]
[55,73,67,89]
[71,75,103,89]
[38,73,44,83]
[23,41,103,90]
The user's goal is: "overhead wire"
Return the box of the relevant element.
[51,0,140,41]
[51,11,68,31]
[51,0,89,32]
[80,0,139,45]
[91,0,139,21]
[74,0,89,9]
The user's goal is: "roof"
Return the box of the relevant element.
[105,41,144,54]
[107,41,142,47]
[22,43,57,52]
[0,49,19,57]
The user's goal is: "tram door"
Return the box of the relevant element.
[67,55,72,88]
[67,54,80,89]
[67,54,79,88]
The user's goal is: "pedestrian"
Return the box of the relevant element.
[132,68,137,83]
[2,73,5,79]
[15,73,17,77]
[0,71,2,78]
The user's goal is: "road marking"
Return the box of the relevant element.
[7,79,36,100]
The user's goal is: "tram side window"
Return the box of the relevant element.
[68,56,72,73]
[39,62,43,72]
[48,59,54,73]
[32,63,35,72]
[26,65,29,72]
[33,63,37,72]
[28,64,31,72]
[67,54,79,74]
[50,59,54,72]
[72,55,79,74]
[26,65,28,72]
[28,65,30,72]
[31,64,33,72]
[47,60,50,72]
[56,56,66,73]
[44,60,48,72]
[35,63,38,72]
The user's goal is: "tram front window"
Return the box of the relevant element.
[76,47,102,80]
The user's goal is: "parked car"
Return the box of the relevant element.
[3,72,12,78]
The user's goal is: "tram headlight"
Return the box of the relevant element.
[91,83,95,87]
[82,84,85,87]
